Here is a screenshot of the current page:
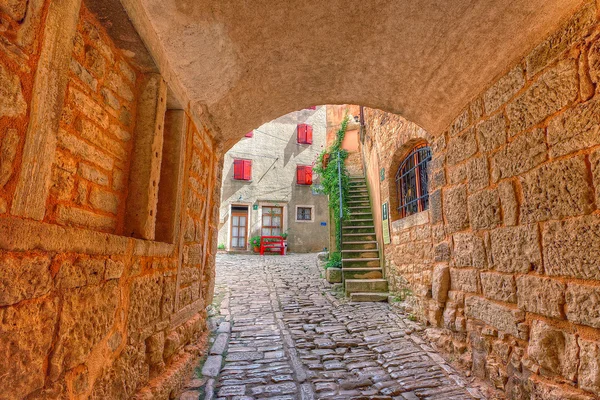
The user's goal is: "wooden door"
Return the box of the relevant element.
[230,211,248,249]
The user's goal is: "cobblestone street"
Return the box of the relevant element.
[184,253,488,400]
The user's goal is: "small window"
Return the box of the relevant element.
[245,130,254,138]
[297,165,313,185]
[297,124,313,144]
[233,159,252,181]
[296,206,313,222]
[395,144,431,218]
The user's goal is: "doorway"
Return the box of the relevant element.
[230,205,249,250]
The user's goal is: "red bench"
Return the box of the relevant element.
[259,236,285,255]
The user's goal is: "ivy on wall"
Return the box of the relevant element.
[313,116,350,267]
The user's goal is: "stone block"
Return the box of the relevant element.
[452,232,487,268]
[104,259,124,280]
[0,297,59,398]
[465,296,523,336]
[0,254,52,307]
[70,59,98,91]
[56,257,105,289]
[446,128,477,166]
[85,45,106,78]
[0,0,28,20]
[507,59,578,136]
[483,65,525,113]
[543,215,600,280]
[90,343,149,399]
[58,128,114,171]
[326,267,342,283]
[468,188,501,231]
[480,272,516,303]
[0,61,27,118]
[431,265,450,302]
[566,283,600,328]
[547,97,600,158]
[433,242,450,262]
[516,275,565,319]
[578,338,600,394]
[528,320,578,381]
[491,128,547,181]
[592,149,600,207]
[128,275,163,334]
[0,128,19,188]
[429,189,443,224]
[119,60,136,84]
[450,268,479,293]
[443,185,469,233]
[202,355,223,378]
[470,97,484,120]
[78,164,108,188]
[70,87,109,129]
[75,117,127,160]
[56,204,116,231]
[145,331,165,377]
[106,71,134,102]
[449,108,471,137]
[50,281,119,380]
[520,156,594,223]
[89,187,119,214]
[527,1,596,78]
[466,156,489,192]
[490,225,541,273]
[498,180,518,226]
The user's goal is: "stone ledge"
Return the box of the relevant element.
[0,216,175,257]
[391,210,429,232]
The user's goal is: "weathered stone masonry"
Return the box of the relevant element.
[0,1,221,399]
[362,2,600,398]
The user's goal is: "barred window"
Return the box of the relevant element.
[296,206,312,221]
[395,144,431,218]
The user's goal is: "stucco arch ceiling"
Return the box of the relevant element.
[121,0,587,145]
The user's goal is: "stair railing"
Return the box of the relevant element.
[337,150,344,259]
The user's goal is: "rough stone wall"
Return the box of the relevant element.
[0,2,220,399]
[47,7,139,234]
[362,1,600,398]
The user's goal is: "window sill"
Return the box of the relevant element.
[391,210,429,232]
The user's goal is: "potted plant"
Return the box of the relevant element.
[281,232,289,254]
[250,236,261,253]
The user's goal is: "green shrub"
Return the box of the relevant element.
[325,252,342,269]
[217,243,225,250]
[250,236,261,248]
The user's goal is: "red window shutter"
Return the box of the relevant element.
[243,160,252,180]
[297,124,306,143]
[308,106,316,110]
[306,125,313,144]
[245,130,254,138]
[306,166,313,185]
[297,166,306,185]
[233,159,243,180]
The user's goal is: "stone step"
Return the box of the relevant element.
[344,219,374,226]
[350,292,389,302]
[342,241,378,250]
[349,212,372,216]
[343,267,383,280]
[341,249,379,259]
[345,279,389,295]
[342,257,380,267]
[342,226,375,234]
[342,233,377,241]
[347,201,370,206]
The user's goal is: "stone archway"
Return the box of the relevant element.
[1,0,600,399]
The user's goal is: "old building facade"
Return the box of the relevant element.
[218,107,329,253]
[1,0,600,398]
[360,2,600,397]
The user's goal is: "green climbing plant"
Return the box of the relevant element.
[313,115,351,264]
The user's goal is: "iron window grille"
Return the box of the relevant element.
[395,144,431,218]
[297,207,312,221]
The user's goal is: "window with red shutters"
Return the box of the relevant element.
[233,159,252,181]
[245,130,253,138]
[297,124,313,144]
[297,165,313,185]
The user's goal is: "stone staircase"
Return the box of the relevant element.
[342,176,389,302]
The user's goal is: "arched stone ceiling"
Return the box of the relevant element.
[122,0,587,145]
